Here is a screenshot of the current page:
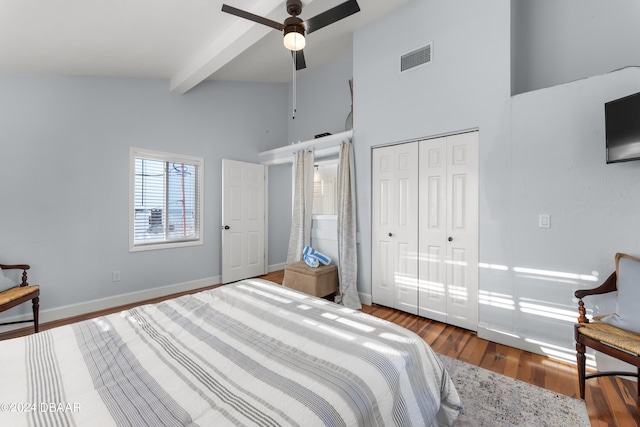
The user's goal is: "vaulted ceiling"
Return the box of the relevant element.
[1,0,409,94]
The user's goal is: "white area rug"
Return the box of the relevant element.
[440,355,590,427]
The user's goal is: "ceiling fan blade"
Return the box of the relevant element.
[221,4,284,31]
[291,49,307,70]
[306,0,360,35]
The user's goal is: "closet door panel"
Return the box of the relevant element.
[418,244,447,321]
[374,240,394,307]
[445,132,478,331]
[418,139,447,321]
[393,144,419,314]
[395,242,416,313]
[372,151,395,308]
[372,143,418,313]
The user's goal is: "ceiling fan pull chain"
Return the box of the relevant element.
[292,54,297,119]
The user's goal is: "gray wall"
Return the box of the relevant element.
[267,162,291,266]
[353,0,511,305]
[507,67,640,359]
[347,0,640,361]
[287,52,354,143]
[512,0,640,94]
[0,74,288,313]
[5,0,640,361]
[262,50,355,270]
[273,0,640,360]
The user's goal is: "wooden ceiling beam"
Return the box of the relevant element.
[170,0,318,95]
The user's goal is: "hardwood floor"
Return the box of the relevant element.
[361,304,640,427]
[1,269,637,426]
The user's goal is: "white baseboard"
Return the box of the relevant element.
[0,275,220,332]
[477,325,548,357]
[268,262,286,272]
[47,275,221,322]
[1,263,288,332]
[1,265,365,333]
[359,292,372,306]
[478,324,638,374]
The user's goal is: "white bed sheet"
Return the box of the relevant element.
[0,279,461,426]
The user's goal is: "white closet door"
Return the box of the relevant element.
[418,138,448,323]
[418,132,478,331]
[372,143,419,314]
[445,132,478,331]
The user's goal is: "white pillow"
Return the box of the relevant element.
[0,268,17,292]
[602,253,640,334]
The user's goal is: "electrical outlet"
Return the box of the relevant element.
[112,271,121,282]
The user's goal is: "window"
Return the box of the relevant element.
[129,148,204,251]
[312,162,338,216]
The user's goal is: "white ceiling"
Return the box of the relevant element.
[0,0,408,94]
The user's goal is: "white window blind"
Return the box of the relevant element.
[130,148,204,251]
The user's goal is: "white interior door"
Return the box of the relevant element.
[372,143,419,314]
[418,132,478,331]
[221,159,267,283]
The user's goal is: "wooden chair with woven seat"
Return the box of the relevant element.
[0,264,40,333]
[575,253,640,405]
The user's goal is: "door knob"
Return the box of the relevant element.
[448,236,453,242]
[388,232,393,237]
[222,225,230,230]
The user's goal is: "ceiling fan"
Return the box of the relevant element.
[221,0,361,70]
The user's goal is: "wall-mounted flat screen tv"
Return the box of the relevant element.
[606,91,640,164]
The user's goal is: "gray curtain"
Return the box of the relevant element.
[286,149,315,265]
[335,141,362,309]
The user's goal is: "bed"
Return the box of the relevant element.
[0,279,461,426]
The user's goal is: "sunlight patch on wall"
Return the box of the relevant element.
[513,267,599,282]
[519,299,577,323]
[479,290,515,310]
[478,262,509,271]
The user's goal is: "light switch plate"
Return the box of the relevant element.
[539,214,550,228]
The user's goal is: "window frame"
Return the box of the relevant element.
[129,147,204,252]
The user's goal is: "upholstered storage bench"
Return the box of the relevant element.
[283,261,338,297]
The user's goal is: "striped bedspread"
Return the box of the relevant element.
[0,279,461,427]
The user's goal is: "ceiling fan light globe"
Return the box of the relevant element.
[283,32,306,51]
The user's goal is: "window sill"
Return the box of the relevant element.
[129,239,204,253]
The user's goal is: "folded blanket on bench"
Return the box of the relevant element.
[303,246,331,268]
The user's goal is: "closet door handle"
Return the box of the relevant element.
[448,236,453,242]
[388,233,393,237]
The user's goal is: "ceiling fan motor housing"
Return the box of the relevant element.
[284,16,305,34]
[286,0,303,16]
